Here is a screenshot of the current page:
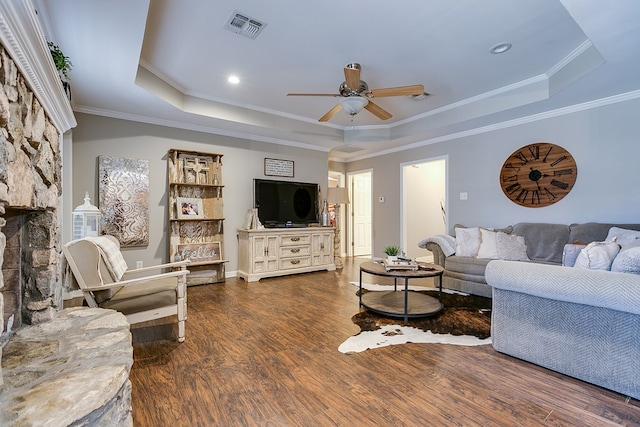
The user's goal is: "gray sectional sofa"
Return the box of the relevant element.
[421,222,640,398]
[420,222,640,297]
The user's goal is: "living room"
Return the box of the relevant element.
[1,0,640,425]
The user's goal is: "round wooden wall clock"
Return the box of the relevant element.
[500,142,577,207]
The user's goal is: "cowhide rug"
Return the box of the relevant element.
[339,283,492,354]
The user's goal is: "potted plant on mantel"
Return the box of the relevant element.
[383,244,400,263]
[47,41,72,100]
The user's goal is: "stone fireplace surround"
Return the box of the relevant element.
[0,2,133,425]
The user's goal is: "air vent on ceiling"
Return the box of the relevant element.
[333,145,364,153]
[224,10,267,40]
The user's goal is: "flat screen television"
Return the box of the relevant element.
[254,179,319,228]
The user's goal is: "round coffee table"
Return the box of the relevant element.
[359,261,445,323]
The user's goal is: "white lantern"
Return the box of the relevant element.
[73,192,101,239]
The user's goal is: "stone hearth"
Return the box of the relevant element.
[1,308,133,425]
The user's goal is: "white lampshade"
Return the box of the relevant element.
[327,187,350,205]
[339,96,368,115]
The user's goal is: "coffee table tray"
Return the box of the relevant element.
[383,259,419,271]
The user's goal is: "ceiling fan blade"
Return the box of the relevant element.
[319,104,343,122]
[364,100,392,120]
[368,84,424,98]
[344,64,361,91]
[287,93,340,97]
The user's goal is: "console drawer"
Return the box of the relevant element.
[279,256,311,270]
[279,245,311,258]
[280,234,311,246]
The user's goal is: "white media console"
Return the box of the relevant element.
[237,227,336,282]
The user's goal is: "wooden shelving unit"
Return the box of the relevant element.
[168,149,226,285]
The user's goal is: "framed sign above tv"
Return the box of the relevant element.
[264,158,294,177]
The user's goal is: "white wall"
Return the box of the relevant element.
[70,113,329,274]
[347,96,640,257]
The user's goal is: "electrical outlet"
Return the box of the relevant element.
[460,192,468,200]
[136,261,143,269]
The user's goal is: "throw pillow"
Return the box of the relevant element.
[562,243,587,267]
[495,232,530,261]
[605,227,640,246]
[574,240,621,270]
[477,228,499,259]
[455,226,481,257]
[610,239,640,274]
[611,245,640,274]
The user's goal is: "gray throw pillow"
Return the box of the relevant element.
[611,240,640,274]
[496,232,529,261]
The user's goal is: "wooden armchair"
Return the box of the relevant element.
[62,235,190,342]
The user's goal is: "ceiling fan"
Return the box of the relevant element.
[287,63,425,122]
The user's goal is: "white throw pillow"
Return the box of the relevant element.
[477,228,499,259]
[496,232,530,261]
[574,240,621,270]
[611,245,640,274]
[455,226,481,257]
[605,227,640,246]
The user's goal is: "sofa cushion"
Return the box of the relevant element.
[569,223,640,245]
[455,226,481,257]
[445,255,491,277]
[574,241,621,270]
[512,223,570,264]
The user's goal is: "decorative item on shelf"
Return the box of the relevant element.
[320,199,330,227]
[72,192,101,239]
[176,197,204,219]
[383,244,400,263]
[327,186,350,269]
[180,154,213,184]
[177,242,221,263]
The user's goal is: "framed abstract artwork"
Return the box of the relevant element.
[98,156,150,247]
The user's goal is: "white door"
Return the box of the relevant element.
[402,158,447,261]
[348,171,372,257]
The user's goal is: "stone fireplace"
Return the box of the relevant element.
[0,42,64,336]
[0,3,133,424]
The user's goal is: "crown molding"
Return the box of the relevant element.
[0,0,76,133]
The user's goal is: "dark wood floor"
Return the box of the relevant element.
[129,257,640,427]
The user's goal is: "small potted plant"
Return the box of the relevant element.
[48,41,72,81]
[48,41,72,100]
[383,244,400,263]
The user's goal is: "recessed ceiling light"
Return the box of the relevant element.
[228,75,240,84]
[490,43,512,54]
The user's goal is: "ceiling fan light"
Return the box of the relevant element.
[339,97,369,115]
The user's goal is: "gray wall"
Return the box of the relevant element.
[71,113,329,273]
[347,97,640,257]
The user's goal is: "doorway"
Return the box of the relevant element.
[347,170,372,257]
[401,157,447,261]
